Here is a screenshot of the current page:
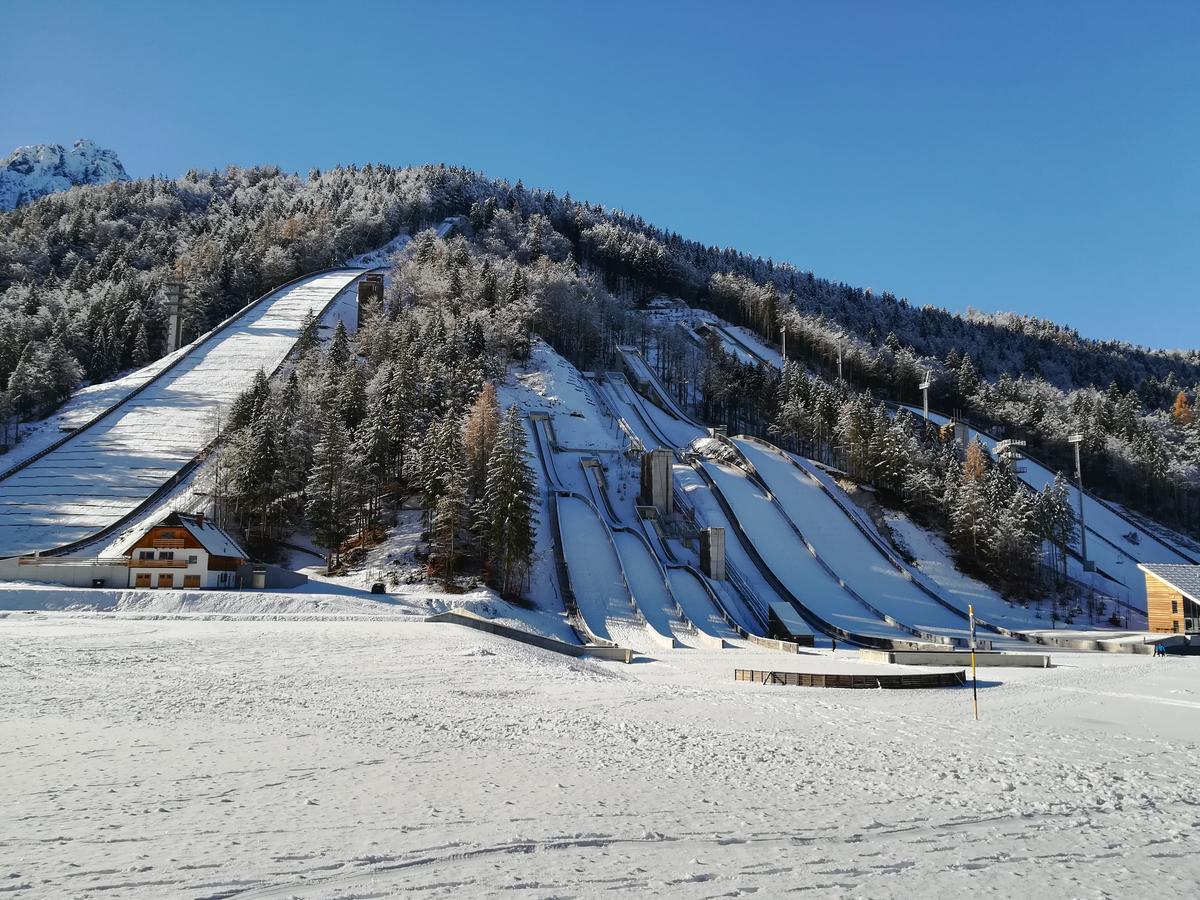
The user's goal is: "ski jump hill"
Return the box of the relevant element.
[699,319,1195,610]
[0,268,372,558]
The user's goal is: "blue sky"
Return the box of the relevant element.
[3,0,1197,350]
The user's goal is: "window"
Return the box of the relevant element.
[161,531,176,539]
[1172,621,1179,633]
[138,550,153,560]
[188,555,198,564]
[1172,600,1178,614]
[159,551,174,561]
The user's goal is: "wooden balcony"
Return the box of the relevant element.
[128,559,187,569]
[152,538,185,549]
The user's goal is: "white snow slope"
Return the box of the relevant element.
[0,270,364,556]
[0,139,129,210]
[2,612,1198,898]
[733,436,976,643]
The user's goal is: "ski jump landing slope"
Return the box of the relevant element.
[0,270,366,557]
[731,436,976,643]
[898,405,1195,606]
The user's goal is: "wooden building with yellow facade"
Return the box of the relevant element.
[1138,564,1200,636]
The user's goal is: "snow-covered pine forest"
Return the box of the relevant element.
[1,162,1198,565]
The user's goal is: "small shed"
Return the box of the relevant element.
[767,601,816,647]
[1138,564,1200,635]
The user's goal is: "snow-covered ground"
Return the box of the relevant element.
[344,232,411,269]
[2,611,1198,898]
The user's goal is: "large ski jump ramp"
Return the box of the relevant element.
[0,269,366,556]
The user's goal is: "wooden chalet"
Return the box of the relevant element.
[119,512,248,590]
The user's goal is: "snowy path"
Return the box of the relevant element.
[594,381,770,636]
[701,458,919,645]
[732,437,974,643]
[0,270,365,556]
[579,461,691,646]
[601,376,702,451]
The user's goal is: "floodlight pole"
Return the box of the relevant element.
[1069,434,1089,566]
[781,326,787,361]
[919,370,933,423]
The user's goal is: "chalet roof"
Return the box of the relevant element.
[118,512,248,560]
[1139,564,1200,604]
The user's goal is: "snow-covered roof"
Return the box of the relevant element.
[118,512,248,561]
[1139,564,1200,604]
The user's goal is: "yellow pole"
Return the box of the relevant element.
[969,604,979,721]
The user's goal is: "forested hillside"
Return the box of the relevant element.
[1,163,1197,539]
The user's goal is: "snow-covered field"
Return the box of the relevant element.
[2,610,1198,898]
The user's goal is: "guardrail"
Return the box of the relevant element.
[427,609,633,663]
[616,345,704,429]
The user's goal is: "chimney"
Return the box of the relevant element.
[195,511,205,526]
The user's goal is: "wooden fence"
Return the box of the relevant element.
[734,668,965,690]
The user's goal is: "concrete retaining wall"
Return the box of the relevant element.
[0,557,128,588]
[426,609,634,663]
[237,563,308,589]
[859,649,1051,668]
[746,634,801,654]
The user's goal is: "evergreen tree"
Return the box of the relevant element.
[482,408,538,596]
[338,363,368,430]
[6,342,44,417]
[306,413,354,572]
[326,320,351,373]
[44,336,83,407]
[295,308,320,358]
[955,354,980,404]
[231,414,281,545]
[1037,473,1077,584]
[428,466,468,586]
